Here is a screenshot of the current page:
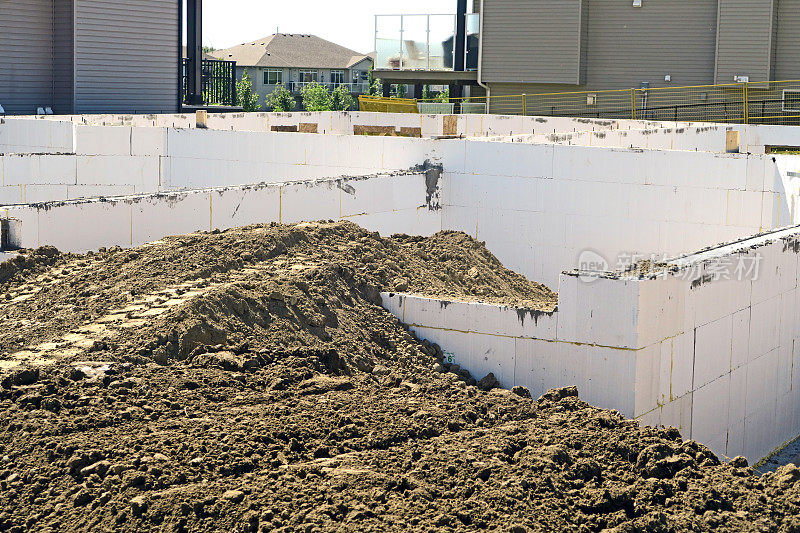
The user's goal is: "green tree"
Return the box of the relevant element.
[266,83,297,112]
[422,85,433,100]
[331,85,355,111]
[236,69,261,112]
[391,84,407,98]
[367,66,381,96]
[435,87,450,103]
[301,82,333,111]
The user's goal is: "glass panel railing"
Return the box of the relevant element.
[400,15,429,69]
[375,14,476,71]
[375,15,403,70]
[465,13,480,71]
[429,14,456,70]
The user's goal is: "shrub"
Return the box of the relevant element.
[331,85,355,111]
[266,83,296,112]
[236,69,261,112]
[301,82,333,111]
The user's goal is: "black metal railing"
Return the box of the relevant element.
[182,58,237,107]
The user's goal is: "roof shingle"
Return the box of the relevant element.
[210,34,372,70]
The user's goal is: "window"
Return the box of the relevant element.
[783,90,800,112]
[263,69,282,85]
[330,70,345,86]
[299,69,318,83]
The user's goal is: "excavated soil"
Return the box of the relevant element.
[1,221,800,532]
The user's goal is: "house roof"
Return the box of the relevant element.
[209,34,373,70]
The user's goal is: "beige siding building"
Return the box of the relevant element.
[211,34,373,109]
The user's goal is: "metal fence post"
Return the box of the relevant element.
[743,82,749,124]
[631,88,636,120]
[522,94,527,116]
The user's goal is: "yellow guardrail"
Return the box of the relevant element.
[358,95,419,114]
[382,80,800,125]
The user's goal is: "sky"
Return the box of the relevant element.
[202,0,460,54]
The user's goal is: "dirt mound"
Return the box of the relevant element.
[0,221,798,532]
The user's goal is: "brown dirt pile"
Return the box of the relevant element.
[0,221,798,532]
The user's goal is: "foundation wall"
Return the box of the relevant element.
[0,171,439,252]
[491,124,800,154]
[14,112,669,138]
[383,225,800,464]
[3,124,798,291]
[439,141,794,287]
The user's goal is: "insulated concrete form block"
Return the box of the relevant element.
[380,293,405,321]
[209,186,281,230]
[0,119,73,153]
[731,308,751,370]
[729,365,748,427]
[426,140,467,175]
[1,155,39,186]
[726,190,765,228]
[20,185,71,204]
[464,141,553,179]
[636,278,685,349]
[556,275,639,348]
[131,127,168,157]
[691,273,752,329]
[746,155,767,192]
[748,296,781,362]
[380,137,429,172]
[744,405,778,463]
[745,348,779,419]
[37,155,77,185]
[693,315,734,389]
[76,155,160,191]
[634,344,660,417]
[280,180,341,224]
[659,393,694,437]
[468,333,516,389]
[656,333,694,406]
[585,346,636,417]
[348,206,441,238]
[744,125,800,151]
[131,193,211,244]
[74,126,132,156]
[481,115,525,137]
[552,145,649,185]
[37,200,133,251]
[0,186,25,205]
[690,373,731,456]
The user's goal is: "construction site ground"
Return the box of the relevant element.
[1,221,799,532]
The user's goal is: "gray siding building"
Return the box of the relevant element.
[0,0,180,115]
[375,0,800,104]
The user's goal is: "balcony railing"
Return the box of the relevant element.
[374,13,479,71]
[181,58,237,107]
[285,81,370,94]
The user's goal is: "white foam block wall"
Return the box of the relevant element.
[0,119,73,153]
[381,287,639,417]
[385,227,800,463]
[634,230,800,463]
[3,127,797,294]
[24,112,678,138]
[0,172,439,252]
[436,140,795,287]
[489,124,800,154]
